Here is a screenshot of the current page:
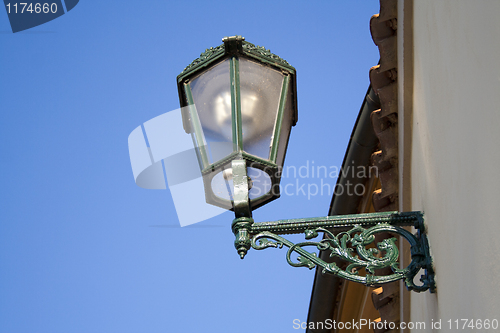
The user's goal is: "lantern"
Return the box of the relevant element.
[177,36,297,212]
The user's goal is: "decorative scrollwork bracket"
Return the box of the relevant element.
[232,211,436,293]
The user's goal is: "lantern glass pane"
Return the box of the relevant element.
[190,59,233,164]
[275,81,294,168]
[239,58,284,160]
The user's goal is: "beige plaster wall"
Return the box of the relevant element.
[409,0,500,331]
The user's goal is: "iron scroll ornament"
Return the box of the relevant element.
[232,212,436,293]
[250,220,435,292]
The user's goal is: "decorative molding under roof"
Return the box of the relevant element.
[369,0,401,332]
[370,0,399,213]
[181,40,291,74]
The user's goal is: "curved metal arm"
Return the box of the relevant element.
[232,212,435,292]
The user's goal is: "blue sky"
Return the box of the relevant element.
[0,1,380,332]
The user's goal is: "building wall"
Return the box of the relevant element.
[409,0,500,331]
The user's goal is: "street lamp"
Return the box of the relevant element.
[177,36,435,293]
[177,35,297,213]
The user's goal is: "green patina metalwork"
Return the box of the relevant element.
[181,44,225,76]
[241,41,292,68]
[229,56,243,151]
[233,211,435,293]
[251,213,434,292]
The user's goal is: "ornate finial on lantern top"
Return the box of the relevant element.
[222,35,245,55]
[222,35,245,43]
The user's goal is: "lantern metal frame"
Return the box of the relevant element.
[177,37,436,293]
